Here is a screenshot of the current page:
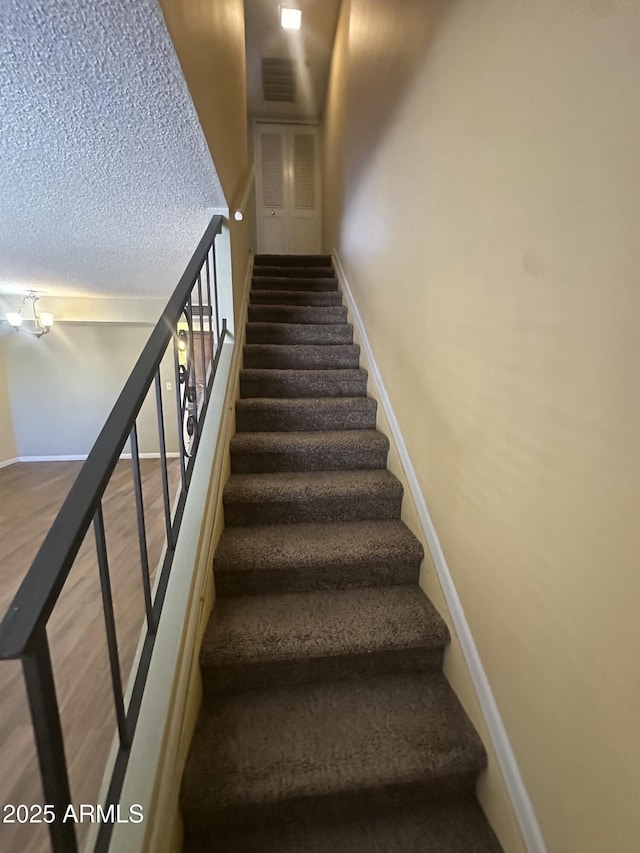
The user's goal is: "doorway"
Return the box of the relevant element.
[255,122,321,254]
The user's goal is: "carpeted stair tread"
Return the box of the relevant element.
[182,253,501,852]
[248,276,339,292]
[243,343,359,370]
[181,670,487,832]
[248,304,347,324]
[254,253,333,267]
[240,368,367,399]
[223,469,403,526]
[214,519,424,594]
[235,396,378,432]
[185,795,503,853]
[246,322,353,345]
[200,586,449,691]
[250,289,343,306]
[254,266,336,278]
[230,429,389,473]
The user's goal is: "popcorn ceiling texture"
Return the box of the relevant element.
[0,0,225,298]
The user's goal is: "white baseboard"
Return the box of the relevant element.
[15,452,180,463]
[18,454,88,462]
[333,250,546,853]
[0,457,19,469]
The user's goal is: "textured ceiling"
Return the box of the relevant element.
[0,0,225,299]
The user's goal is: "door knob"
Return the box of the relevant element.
[271,210,275,215]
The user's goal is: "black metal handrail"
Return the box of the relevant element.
[0,213,228,852]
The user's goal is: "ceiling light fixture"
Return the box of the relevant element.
[5,291,54,338]
[280,7,302,30]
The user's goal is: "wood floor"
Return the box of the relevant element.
[0,459,181,853]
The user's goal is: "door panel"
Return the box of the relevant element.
[257,128,288,254]
[255,123,321,254]
[292,218,318,254]
[260,132,284,208]
[293,132,316,210]
[262,216,288,254]
[290,128,320,253]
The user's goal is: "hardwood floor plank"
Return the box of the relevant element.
[0,459,181,852]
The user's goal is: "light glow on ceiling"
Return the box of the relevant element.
[280,7,302,30]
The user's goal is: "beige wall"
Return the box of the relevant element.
[158,0,248,205]
[3,324,178,458]
[324,2,640,852]
[321,0,349,252]
[158,0,251,321]
[229,216,251,325]
[0,295,166,326]
[0,341,17,464]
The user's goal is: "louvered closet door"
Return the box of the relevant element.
[256,126,288,254]
[255,123,321,254]
[290,127,320,254]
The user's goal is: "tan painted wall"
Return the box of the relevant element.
[229,215,251,325]
[158,0,248,206]
[323,2,640,852]
[321,0,349,252]
[158,0,252,317]
[0,341,17,464]
[3,324,178,457]
[0,295,166,326]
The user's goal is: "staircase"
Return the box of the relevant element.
[181,255,503,852]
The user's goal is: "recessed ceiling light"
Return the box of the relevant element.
[280,7,302,30]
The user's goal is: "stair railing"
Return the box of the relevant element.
[0,214,228,852]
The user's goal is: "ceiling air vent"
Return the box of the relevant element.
[262,57,296,103]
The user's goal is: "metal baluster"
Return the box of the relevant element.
[22,627,77,852]
[154,370,174,549]
[211,243,220,341]
[173,337,187,490]
[129,423,155,632]
[93,504,130,748]
[186,292,196,387]
[185,294,198,455]
[204,250,214,380]
[196,270,207,407]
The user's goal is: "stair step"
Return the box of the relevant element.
[223,469,403,526]
[214,519,423,595]
[185,795,503,853]
[181,670,487,834]
[246,322,353,345]
[201,587,449,693]
[184,253,499,852]
[243,343,360,370]
[235,397,378,433]
[240,368,367,399]
[254,266,335,278]
[255,254,333,268]
[250,289,343,306]
[248,304,347,324]
[230,430,389,473]
[249,276,339,292]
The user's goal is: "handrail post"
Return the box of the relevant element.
[22,627,77,852]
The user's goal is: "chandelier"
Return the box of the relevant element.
[5,291,54,339]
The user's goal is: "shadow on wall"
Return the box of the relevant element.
[344,0,453,197]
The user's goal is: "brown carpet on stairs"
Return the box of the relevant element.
[180,255,504,852]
